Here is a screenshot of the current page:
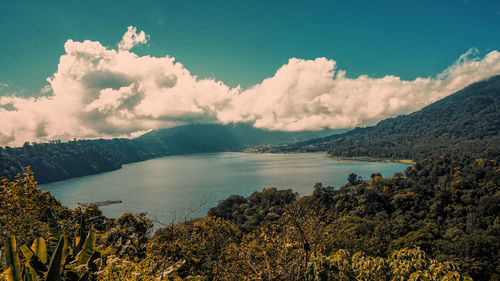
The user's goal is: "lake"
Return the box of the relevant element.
[41,152,411,226]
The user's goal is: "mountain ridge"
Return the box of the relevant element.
[1,75,499,183]
[257,75,500,161]
[0,123,342,183]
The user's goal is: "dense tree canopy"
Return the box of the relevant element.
[206,155,499,280]
[2,155,494,280]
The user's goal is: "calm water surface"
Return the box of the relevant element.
[41,152,411,225]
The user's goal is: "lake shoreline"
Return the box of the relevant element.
[39,151,415,185]
[245,149,416,165]
[41,152,412,223]
[325,154,416,164]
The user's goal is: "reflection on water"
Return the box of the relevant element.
[41,152,411,225]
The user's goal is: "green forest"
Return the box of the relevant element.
[0,76,499,280]
[1,154,498,280]
[2,76,499,185]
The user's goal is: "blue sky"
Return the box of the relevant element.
[1,0,499,94]
[1,0,500,145]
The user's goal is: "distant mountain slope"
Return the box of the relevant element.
[137,123,343,154]
[0,123,341,183]
[92,123,343,163]
[260,75,500,160]
[3,74,499,183]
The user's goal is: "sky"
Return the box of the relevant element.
[0,0,499,145]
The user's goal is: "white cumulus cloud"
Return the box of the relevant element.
[219,49,500,131]
[0,27,500,146]
[118,26,149,51]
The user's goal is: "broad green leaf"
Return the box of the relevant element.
[19,245,33,261]
[76,215,89,252]
[60,235,69,274]
[19,245,45,281]
[75,229,95,266]
[45,236,64,281]
[3,236,22,281]
[30,239,47,264]
[46,210,61,254]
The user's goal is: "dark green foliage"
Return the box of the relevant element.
[100,212,153,258]
[0,149,25,181]
[347,173,359,185]
[207,155,499,280]
[45,236,64,281]
[46,210,62,254]
[3,236,22,281]
[0,141,122,184]
[1,216,99,281]
[0,170,74,248]
[0,156,494,280]
[208,187,297,232]
[315,156,499,280]
[151,216,242,279]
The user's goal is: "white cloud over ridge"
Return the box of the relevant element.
[1,26,500,146]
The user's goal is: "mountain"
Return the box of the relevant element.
[136,123,343,154]
[0,123,342,183]
[259,75,500,161]
[2,74,499,184]
[92,123,343,163]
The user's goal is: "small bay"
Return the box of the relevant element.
[41,152,411,225]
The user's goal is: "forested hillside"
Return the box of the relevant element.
[0,124,339,184]
[138,123,342,153]
[3,74,499,184]
[258,75,500,161]
[1,155,496,280]
[0,141,122,183]
[205,155,499,280]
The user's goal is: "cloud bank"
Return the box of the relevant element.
[1,27,500,146]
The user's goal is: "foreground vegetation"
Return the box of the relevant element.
[1,154,498,280]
